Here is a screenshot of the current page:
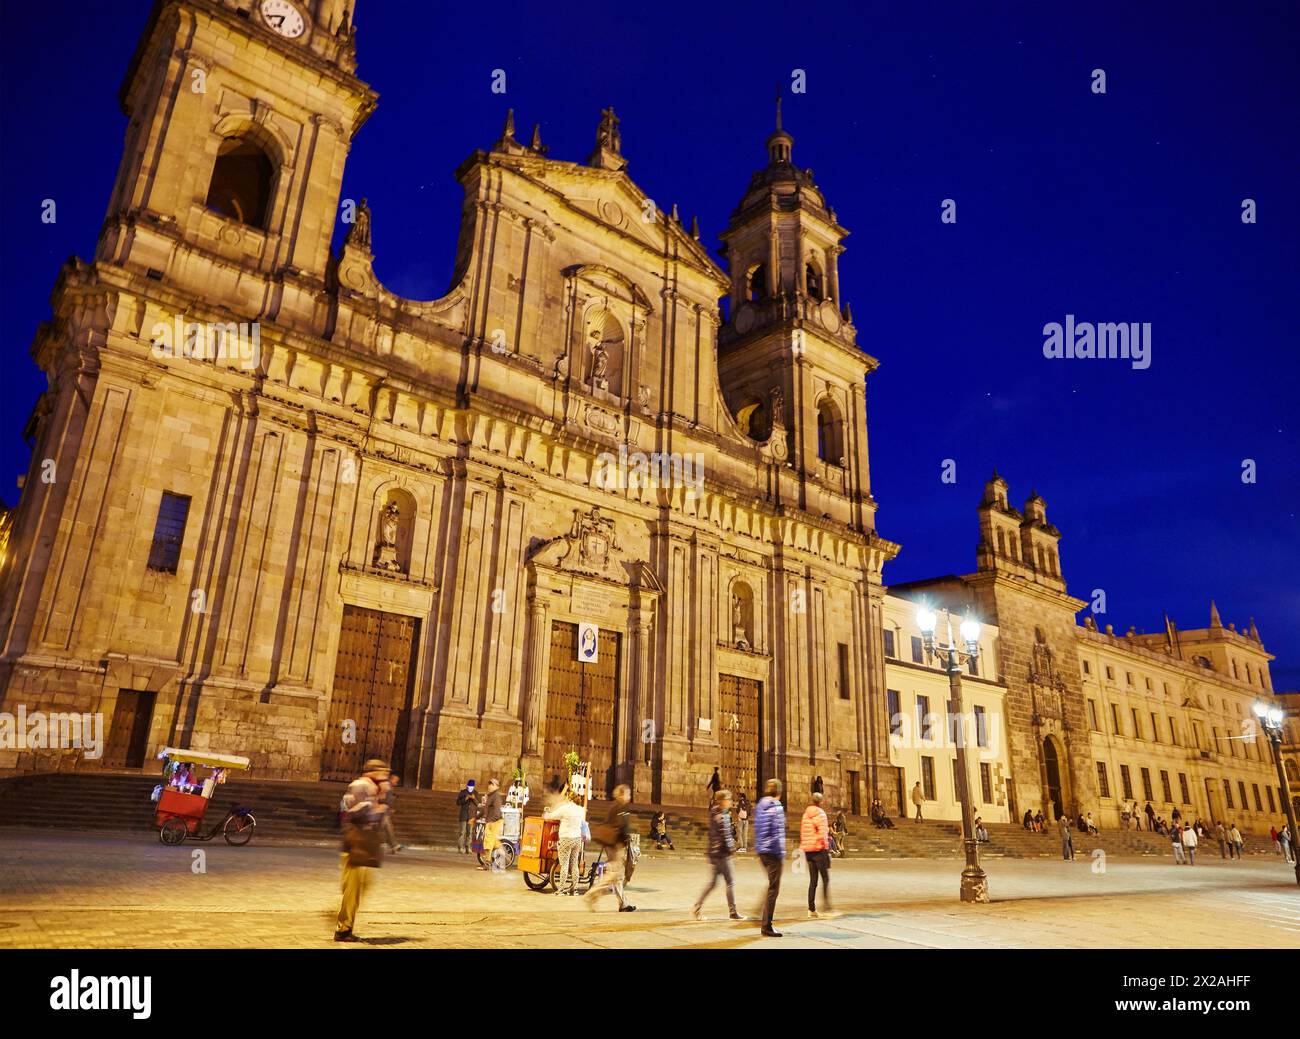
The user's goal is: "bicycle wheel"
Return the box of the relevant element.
[223,812,256,846]
[491,842,515,871]
[523,871,549,891]
[160,818,188,845]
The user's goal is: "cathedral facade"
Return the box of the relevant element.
[0,0,899,809]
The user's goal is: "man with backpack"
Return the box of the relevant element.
[335,758,391,942]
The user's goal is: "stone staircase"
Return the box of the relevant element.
[0,773,1282,860]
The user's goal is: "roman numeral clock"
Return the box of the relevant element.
[259,0,307,39]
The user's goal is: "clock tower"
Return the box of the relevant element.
[97,0,376,329]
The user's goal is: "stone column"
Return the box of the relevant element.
[522,595,550,754]
[827,244,842,307]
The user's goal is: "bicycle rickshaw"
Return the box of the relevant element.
[152,748,256,846]
[473,779,530,869]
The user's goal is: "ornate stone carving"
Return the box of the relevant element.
[528,506,622,574]
[372,501,404,572]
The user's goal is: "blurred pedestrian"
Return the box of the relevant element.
[801,792,832,918]
[1182,821,1198,865]
[736,792,750,851]
[911,781,924,821]
[753,778,786,937]
[692,789,743,921]
[585,784,637,912]
[1059,813,1074,860]
[649,811,675,851]
[334,758,390,942]
[706,767,721,806]
[1171,823,1186,864]
[1215,820,1227,859]
[380,772,403,853]
[1231,823,1244,859]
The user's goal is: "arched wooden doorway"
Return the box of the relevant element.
[1042,736,1065,821]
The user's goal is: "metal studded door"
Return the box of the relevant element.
[543,621,621,797]
[718,674,761,800]
[321,605,420,781]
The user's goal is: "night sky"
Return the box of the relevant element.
[1,1,1296,684]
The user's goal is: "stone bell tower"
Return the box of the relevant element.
[716,98,877,531]
[966,474,1092,823]
[97,0,377,327]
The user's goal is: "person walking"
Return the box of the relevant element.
[543,789,586,895]
[801,792,832,919]
[1215,820,1228,859]
[692,790,744,921]
[1282,823,1295,864]
[1171,823,1186,864]
[334,758,391,942]
[736,792,750,852]
[706,767,722,806]
[1059,812,1074,860]
[649,811,675,851]
[1182,821,1198,865]
[456,779,478,854]
[380,772,403,853]
[753,778,786,937]
[1230,823,1244,860]
[1144,801,1156,831]
[479,778,505,870]
[911,781,924,821]
[585,785,637,912]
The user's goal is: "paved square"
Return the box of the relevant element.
[0,830,1295,949]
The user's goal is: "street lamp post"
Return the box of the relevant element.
[917,605,990,903]
[1253,700,1300,887]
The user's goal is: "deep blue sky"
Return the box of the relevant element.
[1,1,1297,684]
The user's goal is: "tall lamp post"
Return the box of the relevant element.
[917,604,990,903]
[1252,700,1300,887]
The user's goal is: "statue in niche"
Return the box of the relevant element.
[589,332,610,391]
[732,592,751,651]
[373,501,405,572]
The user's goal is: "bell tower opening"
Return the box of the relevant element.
[205,136,276,229]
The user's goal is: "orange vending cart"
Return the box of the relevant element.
[518,816,560,890]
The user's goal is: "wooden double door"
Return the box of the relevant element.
[105,690,157,769]
[543,621,621,798]
[321,605,420,781]
[718,674,761,800]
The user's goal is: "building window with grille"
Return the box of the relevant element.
[1178,773,1190,804]
[921,756,936,800]
[1088,700,1100,731]
[966,655,978,677]
[1082,660,1091,675]
[883,629,896,659]
[887,689,902,736]
[1223,779,1234,810]
[1252,784,1262,812]
[1096,762,1110,799]
[1111,703,1122,736]
[1120,764,1133,800]
[1150,713,1160,742]
[1267,787,1276,813]
[1131,708,1142,740]
[1169,717,1179,745]
[911,636,924,663]
[1141,767,1153,801]
[1239,781,1249,811]
[975,705,988,748]
[147,492,191,574]
[837,643,851,700]
[1160,770,1172,803]
[980,762,992,803]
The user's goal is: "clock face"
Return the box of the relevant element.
[260,0,306,39]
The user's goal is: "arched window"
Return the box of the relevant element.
[996,529,1006,556]
[817,398,844,466]
[736,401,769,440]
[805,261,823,300]
[746,263,768,301]
[206,136,275,229]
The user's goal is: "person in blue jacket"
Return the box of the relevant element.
[752,778,787,937]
